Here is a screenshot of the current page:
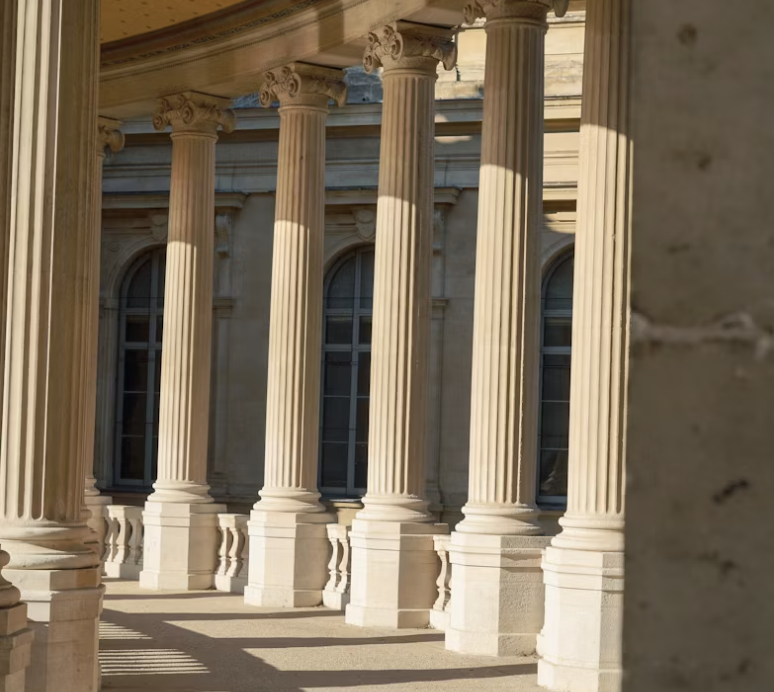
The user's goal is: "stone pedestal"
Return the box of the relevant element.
[141,92,234,591]
[0,553,32,692]
[345,22,456,630]
[0,2,104,689]
[447,0,566,655]
[538,0,631,689]
[447,534,551,656]
[246,64,346,608]
[346,521,445,629]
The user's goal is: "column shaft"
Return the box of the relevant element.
[141,92,234,591]
[458,0,549,537]
[246,63,346,609]
[538,0,630,689]
[260,105,327,510]
[0,2,103,691]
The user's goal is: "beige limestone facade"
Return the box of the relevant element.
[3,0,766,690]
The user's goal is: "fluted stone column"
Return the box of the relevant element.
[345,23,456,629]
[0,1,104,690]
[0,5,34,692]
[84,118,123,556]
[538,0,630,689]
[446,0,567,657]
[245,64,346,608]
[140,92,234,591]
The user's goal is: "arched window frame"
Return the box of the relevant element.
[114,247,166,489]
[537,250,574,507]
[319,245,374,498]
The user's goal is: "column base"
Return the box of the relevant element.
[0,602,33,692]
[537,546,624,692]
[244,510,333,608]
[345,520,448,629]
[5,567,102,692]
[322,589,350,611]
[140,502,225,591]
[445,534,550,656]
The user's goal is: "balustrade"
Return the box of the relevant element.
[104,506,144,579]
[322,524,351,610]
[214,514,249,593]
[430,534,452,630]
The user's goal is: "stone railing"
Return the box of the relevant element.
[214,514,249,594]
[323,523,351,610]
[104,506,144,579]
[430,534,451,630]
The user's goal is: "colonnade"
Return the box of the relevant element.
[0,1,631,691]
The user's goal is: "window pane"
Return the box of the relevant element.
[359,249,375,309]
[355,398,369,443]
[539,449,568,497]
[322,397,350,442]
[321,443,348,487]
[359,316,372,345]
[327,257,355,309]
[154,354,162,394]
[123,351,149,393]
[354,443,368,489]
[540,402,570,449]
[151,435,159,481]
[544,256,574,311]
[326,316,353,345]
[120,436,146,480]
[156,316,163,343]
[357,352,371,397]
[157,253,166,309]
[126,258,152,309]
[324,352,351,396]
[121,393,147,435]
[541,356,571,401]
[125,315,150,343]
[543,318,572,348]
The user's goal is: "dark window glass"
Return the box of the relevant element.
[326,316,354,345]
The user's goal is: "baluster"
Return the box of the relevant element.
[336,530,351,597]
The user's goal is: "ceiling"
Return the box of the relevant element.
[100,0,248,43]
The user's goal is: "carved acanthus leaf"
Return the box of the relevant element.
[259,63,347,108]
[363,22,457,74]
[463,0,568,24]
[153,91,236,134]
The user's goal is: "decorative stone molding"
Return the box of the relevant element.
[97,116,124,155]
[258,63,347,108]
[149,213,168,241]
[464,0,569,24]
[363,22,457,74]
[215,211,233,259]
[153,91,236,135]
[352,207,376,240]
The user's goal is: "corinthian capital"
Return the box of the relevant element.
[463,0,568,24]
[259,63,347,109]
[153,91,236,135]
[97,116,124,156]
[363,22,457,74]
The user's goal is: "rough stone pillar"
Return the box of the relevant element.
[245,63,346,608]
[538,0,630,689]
[447,0,567,657]
[84,118,124,556]
[624,1,774,690]
[0,1,104,690]
[345,23,456,629]
[140,92,234,591]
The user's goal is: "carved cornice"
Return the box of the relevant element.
[97,116,124,156]
[463,0,568,24]
[153,91,236,135]
[363,22,457,74]
[258,63,347,108]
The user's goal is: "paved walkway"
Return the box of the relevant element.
[100,579,542,692]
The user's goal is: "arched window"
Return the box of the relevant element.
[538,252,574,505]
[114,247,166,488]
[319,247,374,497]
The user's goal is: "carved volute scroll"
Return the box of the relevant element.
[258,63,347,109]
[153,91,236,135]
[97,116,124,157]
[464,0,569,24]
[363,21,457,74]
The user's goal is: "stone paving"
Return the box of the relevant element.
[100,579,542,692]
